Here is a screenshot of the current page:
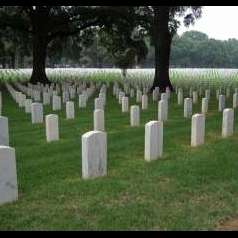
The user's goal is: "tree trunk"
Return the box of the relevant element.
[151,6,174,93]
[30,9,50,85]
[11,54,15,68]
[30,33,49,84]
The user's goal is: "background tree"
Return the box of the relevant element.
[99,24,148,78]
[150,6,202,91]
[0,6,132,84]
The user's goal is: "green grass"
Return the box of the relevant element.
[1,85,238,230]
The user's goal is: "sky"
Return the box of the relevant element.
[177,6,238,40]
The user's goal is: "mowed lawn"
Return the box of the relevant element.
[1,84,238,230]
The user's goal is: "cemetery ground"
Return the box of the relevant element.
[1,86,238,230]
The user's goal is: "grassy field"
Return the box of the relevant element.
[1,84,238,230]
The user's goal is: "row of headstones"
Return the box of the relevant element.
[120,86,238,120]
[114,82,231,104]
[11,81,238,127]
[13,82,95,108]
[114,84,184,122]
[5,83,98,122]
[5,81,108,139]
[176,87,238,101]
[0,101,235,203]
[123,85,237,109]
[0,82,101,206]
[0,110,106,206]
[15,81,95,100]
[0,104,107,206]
[80,106,234,179]
[1,85,236,206]
[177,88,238,116]
[113,83,170,112]
[10,81,106,140]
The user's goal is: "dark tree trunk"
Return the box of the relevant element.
[11,54,15,68]
[30,9,50,85]
[151,6,174,93]
[30,33,49,84]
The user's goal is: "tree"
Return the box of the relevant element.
[150,6,202,92]
[99,26,148,78]
[0,6,131,84]
[103,6,202,92]
[0,26,31,68]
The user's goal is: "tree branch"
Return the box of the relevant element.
[48,19,100,41]
[0,11,32,34]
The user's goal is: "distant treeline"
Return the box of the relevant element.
[144,31,238,68]
[71,30,238,69]
[2,30,238,69]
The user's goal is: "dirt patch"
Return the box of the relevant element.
[216,216,238,231]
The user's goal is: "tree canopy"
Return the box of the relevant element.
[0,6,203,91]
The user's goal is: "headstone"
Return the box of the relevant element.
[142,95,148,110]
[94,109,104,131]
[222,108,234,138]
[66,101,75,119]
[43,92,50,105]
[177,88,183,105]
[205,89,210,100]
[95,98,104,110]
[0,146,18,205]
[130,105,140,126]
[82,131,107,179]
[52,95,61,111]
[45,114,59,142]
[31,103,43,124]
[33,90,41,102]
[216,89,220,100]
[119,92,125,104]
[233,93,238,109]
[201,98,208,114]
[161,93,168,101]
[79,95,87,108]
[122,96,129,112]
[218,95,225,112]
[99,92,106,106]
[152,89,159,102]
[15,92,20,105]
[192,91,198,104]
[136,90,142,103]
[144,121,163,161]
[19,94,26,108]
[158,100,168,122]
[191,114,205,147]
[130,89,135,98]
[69,88,76,99]
[184,98,192,118]
[62,91,69,103]
[166,87,171,99]
[25,99,32,114]
[0,116,9,146]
